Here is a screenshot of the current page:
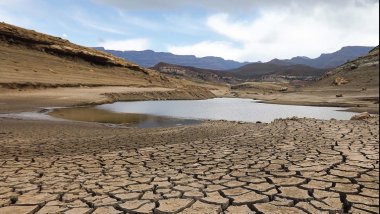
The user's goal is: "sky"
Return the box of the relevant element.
[0,0,379,62]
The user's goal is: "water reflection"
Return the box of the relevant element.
[49,107,200,128]
[49,98,357,127]
[97,98,356,123]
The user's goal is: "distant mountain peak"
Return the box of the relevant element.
[94,47,248,70]
[272,46,374,69]
[95,46,374,71]
[290,56,310,60]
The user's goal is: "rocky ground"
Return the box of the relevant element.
[0,116,378,214]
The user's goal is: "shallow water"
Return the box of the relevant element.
[96,98,356,123]
[49,107,199,128]
[47,98,357,127]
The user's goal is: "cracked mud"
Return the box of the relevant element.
[0,117,378,213]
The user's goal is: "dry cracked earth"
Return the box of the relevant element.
[0,117,379,214]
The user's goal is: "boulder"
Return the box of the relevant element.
[333,77,349,86]
[350,112,371,120]
[350,63,358,70]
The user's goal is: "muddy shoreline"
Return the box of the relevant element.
[1,86,378,115]
[0,86,379,213]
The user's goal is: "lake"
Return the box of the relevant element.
[46,98,357,128]
[97,98,355,122]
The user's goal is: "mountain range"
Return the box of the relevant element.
[151,61,327,85]
[94,48,248,70]
[268,46,374,69]
[95,46,374,70]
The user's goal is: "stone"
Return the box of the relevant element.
[333,77,349,85]
[351,112,371,120]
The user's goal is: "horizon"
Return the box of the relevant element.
[1,0,379,62]
[95,45,377,63]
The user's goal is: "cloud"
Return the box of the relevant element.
[116,11,162,31]
[168,41,243,60]
[72,10,129,35]
[94,0,378,12]
[168,0,379,61]
[99,38,150,51]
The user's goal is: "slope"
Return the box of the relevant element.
[314,46,379,89]
[0,22,173,88]
[151,62,239,84]
[228,62,326,80]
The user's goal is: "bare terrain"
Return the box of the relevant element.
[0,116,378,213]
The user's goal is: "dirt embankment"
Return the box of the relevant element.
[104,87,215,102]
[0,85,216,113]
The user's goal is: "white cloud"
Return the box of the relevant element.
[168,0,379,61]
[95,0,378,12]
[99,38,150,51]
[73,11,128,35]
[168,41,243,60]
[116,11,161,31]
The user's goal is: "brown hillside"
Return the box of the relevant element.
[314,46,379,89]
[151,62,239,84]
[0,22,176,88]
